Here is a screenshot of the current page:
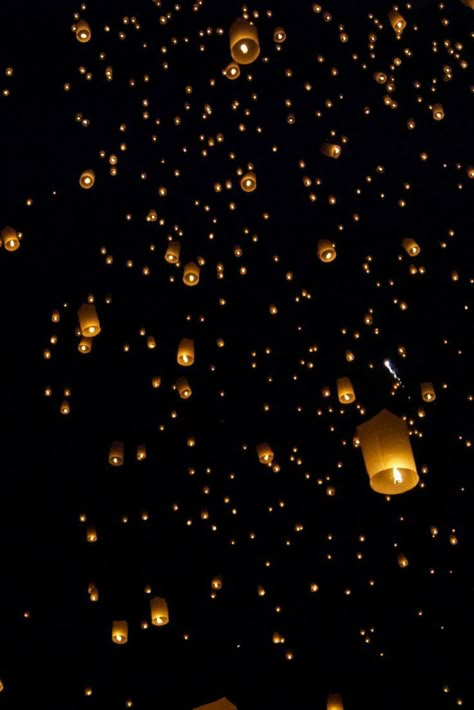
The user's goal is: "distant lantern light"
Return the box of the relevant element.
[317,239,336,262]
[60,400,70,415]
[421,382,436,402]
[75,19,91,43]
[211,575,223,590]
[165,240,181,263]
[112,620,128,644]
[327,693,344,710]
[176,376,192,399]
[79,169,95,189]
[356,409,419,494]
[402,238,421,256]
[150,596,169,626]
[240,171,257,192]
[230,18,260,65]
[432,103,445,121]
[109,441,124,467]
[183,262,200,286]
[224,62,240,80]
[136,444,147,461]
[1,225,21,251]
[397,552,409,568]
[77,303,101,337]
[86,526,97,543]
[320,142,342,159]
[337,377,356,404]
[177,338,195,366]
[273,27,287,43]
[256,442,274,464]
[388,10,406,33]
[78,337,93,354]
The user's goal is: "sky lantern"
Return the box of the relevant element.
[211,575,223,590]
[397,552,409,568]
[150,596,169,626]
[432,103,445,121]
[388,10,406,33]
[75,19,91,43]
[1,225,20,251]
[108,441,124,466]
[240,171,257,192]
[230,18,260,65]
[317,239,336,262]
[224,62,240,80]
[402,238,421,256]
[112,620,128,644]
[79,169,95,189]
[320,143,342,159]
[183,261,200,286]
[77,303,101,337]
[273,27,287,43]
[356,409,419,494]
[177,338,195,366]
[176,376,192,399]
[256,442,274,464]
[421,382,436,402]
[165,240,181,263]
[337,377,356,404]
[78,337,93,354]
[327,693,344,710]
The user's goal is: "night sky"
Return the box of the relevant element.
[0,1,473,708]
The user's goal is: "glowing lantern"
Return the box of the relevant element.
[177,338,194,366]
[402,238,421,256]
[240,171,257,192]
[397,552,409,568]
[165,240,181,263]
[211,576,223,590]
[388,10,406,33]
[421,382,436,402]
[147,336,157,349]
[183,262,200,286]
[432,103,445,121]
[256,442,274,464]
[193,699,237,710]
[88,583,99,601]
[230,18,260,65]
[356,409,419,494]
[176,377,192,399]
[79,169,95,189]
[75,19,91,42]
[112,620,128,644]
[327,693,344,710]
[152,376,161,388]
[1,225,20,251]
[60,400,70,415]
[77,303,101,337]
[109,441,124,466]
[136,444,147,461]
[86,526,97,543]
[337,377,356,404]
[273,27,287,43]
[224,62,240,80]
[78,337,93,354]
[317,239,336,262]
[320,143,342,159]
[150,596,169,626]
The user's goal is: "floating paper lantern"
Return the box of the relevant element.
[1,225,20,252]
[388,10,406,33]
[256,442,274,464]
[397,552,409,568]
[86,526,97,543]
[183,262,200,286]
[320,143,342,159]
[77,303,101,337]
[75,19,91,42]
[402,238,421,256]
[136,444,147,461]
[176,376,192,399]
[337,377,356,404]
[109,441,124,466]
[112,620,128,644]
[165,240,181,263]
[79,169,95,189]
[193,699,237,710]
[177,338,195,366]
[147,336,157,349]
[317,239,336,262]
[432,103,445,121]
[60,400,70,415]
[230,18,260,65]
[273,27,287,43]
[88,583,99,601]
[224,62,240,80]
[150,596,169,626]
[152,376,161,388]
[78,337,93,354]
[421,382,436,402]
[327,693,344,710]
[356,409,419,494]
[211,575,223,590]
[240,171,257,192]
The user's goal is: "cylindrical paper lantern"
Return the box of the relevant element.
[432,103,445,121]
[150,596,169,626]
[388,10,406,33]
[79,169,95,189]
[402,238,420,256]
[78,303,101,337]
[211,576,223,590]
[320,143,342,159]
[397,552,409,568]
[177,338,194,366]
[78,337,93,354]
[256,442,274,464]
[273,27,286,43]
[86,526,97,542]
[183,262,200,286]
[165,241,181,263]
[136,444,147,461]
[356,409,419,494]
[317,239,336,262]
[75,19,91,42]
[112,620,128,644]
[337,377,356,404]
[1,225,20,251]
[230,19,260,65]
[224,62,240,80]
[421,382,436,402]
[240,171,257,192]
[109,441,124,466]
[176,377,192,399]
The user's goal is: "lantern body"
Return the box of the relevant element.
[337,377,356,404]
[147,336,157,349]
[150,596,169,626]
[78,337,93,354]
[176,376,192,399]
[240,171,257,192]
[1,225,20,252]
[79,169,95,189]
[320,142,341,159]
[397,553,409,568]
[112,620,128,644]
[317,239,336,262]
[273,27,286,43]
[432,103,445,121]
[86,526,97,542]
[224,62,240,80]
[76,19,91,42]
[165,241,181,263]
[60,400,70,415]
[421,382,436,402]
[402,238,420,256]
[327,693,344,710]
[136,444,147,461]
[256,442,274,464]
[211,576,223,590]
[230,19,260,65]
[388,10,406,33]
[183,262,200,286]
[78,303,101,337]
[177,338,195,366]
[193,699,237,710]
[109,441,124,466]
[356,409,419,494]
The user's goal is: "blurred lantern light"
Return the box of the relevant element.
[112,620,128,644]
[320,143,342,159]
[224,62,240,80]
[177,338,195,366]
[421,382,436,402]
[327,693,344,710]
[1,225,21,251]
[402,238,421,256]
[397,552,409,568]
[240,171,257,192]
[109,441,124,466]
[78,337,93,354]
[176,376,192,399]
[75,19,91,42]
[79,169,95,189]
[388,10,406,33]
[256,442,274,464]
[273,27,287,43]
[165,240,181,263]
[317,239,336,262]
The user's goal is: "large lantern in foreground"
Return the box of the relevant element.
[193,699,237,710]
[150,596,169,626]
[356,409,419,494]
[230,19,260,65]
[327,693,344,710]
[78,303,101,337]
